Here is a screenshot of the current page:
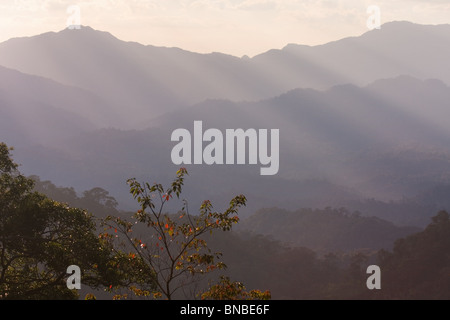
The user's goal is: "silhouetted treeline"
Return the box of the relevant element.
[374,211,450,299]
[238,207,419,252]
[30,177,450,300]
[31,176,119,218]
[213,211,450,299]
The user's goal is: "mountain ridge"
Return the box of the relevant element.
[5,75,450,225]
[1,21,450,130]
[2,22,450,227]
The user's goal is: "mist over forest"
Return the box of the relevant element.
[1,21,450,300]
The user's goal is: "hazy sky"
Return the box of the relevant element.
[0,0,449,56]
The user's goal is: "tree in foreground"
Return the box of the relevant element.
[0,143,133,299]
[103,168,265,300]
[201,276,271,300]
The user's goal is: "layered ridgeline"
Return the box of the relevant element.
[1,22,450,227]
[0,65,119,147]
[30,176,450,300]
[5,76,450,226]
[0,21,450,128]
[237,207,420,252]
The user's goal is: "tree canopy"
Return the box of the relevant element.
[2,140,450,300]
[0,143,124,299]
[103,168,260,300]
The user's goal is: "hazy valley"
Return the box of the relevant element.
[2,21,450,299]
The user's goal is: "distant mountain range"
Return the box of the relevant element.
[1,21,450,227]
[0,65,119,146]
[1,21,450,129]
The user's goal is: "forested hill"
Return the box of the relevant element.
[32,176,419,254]
[29,175,450,299]
[238,207,420,252]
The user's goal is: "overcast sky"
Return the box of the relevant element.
[1,0,449,56]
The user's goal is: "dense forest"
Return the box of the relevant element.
[2,142,449,300]
[2,14,450,305]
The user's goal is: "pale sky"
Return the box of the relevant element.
[0,0,449,57]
